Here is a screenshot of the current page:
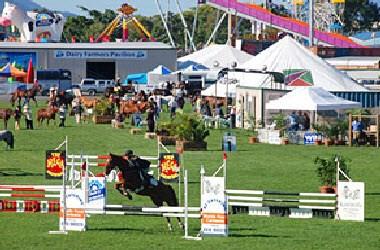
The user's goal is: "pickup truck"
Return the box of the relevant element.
[78,79,115,96]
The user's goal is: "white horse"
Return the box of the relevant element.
[0,2,65,42]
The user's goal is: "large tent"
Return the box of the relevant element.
[236,36,367,92]
[177,44,252,69]
[265,87,362,111]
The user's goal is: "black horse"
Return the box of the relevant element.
[0,130,14,149]
[105,154,183,231]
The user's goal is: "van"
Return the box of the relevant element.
[79,78,115,96]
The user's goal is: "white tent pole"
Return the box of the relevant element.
[206,13,227,46]
[155,0,176,48]
[174,0,196,51]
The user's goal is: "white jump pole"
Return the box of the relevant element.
[183,169,202,241]
[49,136,68,235]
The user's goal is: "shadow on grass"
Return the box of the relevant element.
[0,168,43,176]
[365,218,380,222]
[365,193,380,196]
[229,233,285,238]
[87,227,146,232]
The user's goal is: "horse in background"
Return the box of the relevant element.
[0,108,13,130]
[37,107,58,126]
[105,154,183,231]
[119,101,148,117]
[10,84,41,107]
[0,130,14,149]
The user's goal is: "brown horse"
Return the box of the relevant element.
[0,108,13,130]
[10,84,41,107]
[119,100,148,116]
[37,107,58,126]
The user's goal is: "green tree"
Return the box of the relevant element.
[343,0,380,35]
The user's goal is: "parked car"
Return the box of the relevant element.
[79,79,115,96]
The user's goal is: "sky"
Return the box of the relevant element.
[33,0,198,16]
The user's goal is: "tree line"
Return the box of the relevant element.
[61,1,379,48]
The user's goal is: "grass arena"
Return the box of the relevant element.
[0,101,380,250]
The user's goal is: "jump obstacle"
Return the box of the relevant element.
[0,185,61,213]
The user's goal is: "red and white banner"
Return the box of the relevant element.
[201,177,228,236]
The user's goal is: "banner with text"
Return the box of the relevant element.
[45,150,66,179]
[338,181,365,222]
[201,177,228,237]
[59,188,86,231]
[54,50,147,59]
[87,177,106,210]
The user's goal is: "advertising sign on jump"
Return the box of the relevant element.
[201,177,228,236]
[59,188,86,231]
[87,177,106,210]
[338,181,365,222]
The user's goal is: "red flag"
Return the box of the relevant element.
[26,58,34,84]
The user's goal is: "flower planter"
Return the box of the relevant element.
[319,186,336,194]
[282,138,289,145]
[176,140,207,152]
[158,135,177,145]
[248,136,258,144]
[93,114,113,124]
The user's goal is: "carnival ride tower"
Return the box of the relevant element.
[96,3,154,43]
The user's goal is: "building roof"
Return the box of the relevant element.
[0,42,174,50]
[325,56,380,67]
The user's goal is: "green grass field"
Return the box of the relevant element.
[0,101,379,250]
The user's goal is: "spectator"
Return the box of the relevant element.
[59,104,67,127]
[298,111,305,130]
[304,112,310,130]
[146,106,155,133]
[14,106,21,130]
[288,111,297,131]
[23,103,33,130]
[168,97,177,119]
[352,118,363,146]
[205,101,212,117]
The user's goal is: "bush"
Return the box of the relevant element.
[160,113,210,142]
[94,98,112,115]
[313,155,350,186]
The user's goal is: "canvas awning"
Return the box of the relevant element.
[265,87,362,111]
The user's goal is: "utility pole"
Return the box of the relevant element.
[309,0,314,47]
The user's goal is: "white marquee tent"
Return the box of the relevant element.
[177,44,252,69]
[266,87,362,111]
[235,36,367,92]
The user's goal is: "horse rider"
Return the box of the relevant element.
[123,149,159,189]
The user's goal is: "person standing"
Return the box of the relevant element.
[59,103,67,127]
[168,97,177,119]
[146,105,155,133]
[14,106,21,130]
[304,112,310,130]
[23,103,33,130]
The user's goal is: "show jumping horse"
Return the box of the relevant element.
[10,84,41,107]
[0,130,14,149]
[105,154,184,231]
[0,108,12,130]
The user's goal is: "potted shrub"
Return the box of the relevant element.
[93,98,113,124]
[313,155,350,193]
[156,120,176,145]
[248,115,258,144]
[335,119,348,145]
[311,124,323,145]
[173,114,210,151]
